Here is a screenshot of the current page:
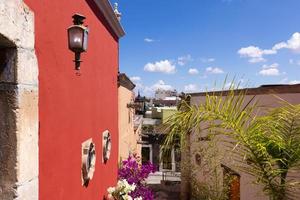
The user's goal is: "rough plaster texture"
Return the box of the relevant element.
[118,86,141,160]
[189,92,300,200]
[0,0,38,199]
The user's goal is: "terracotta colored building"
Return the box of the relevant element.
[0,0,124,199]
[184,84,300,200]
[118,73,142,161]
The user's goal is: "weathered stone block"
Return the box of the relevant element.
[0,0,35,50]
[16,48,38,85]
[16,88,38,184]
[14,176,38,200]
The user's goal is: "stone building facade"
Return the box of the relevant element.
[0,1,38,199]
[184,84,300,200]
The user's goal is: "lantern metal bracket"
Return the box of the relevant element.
[72,14,86,25]
[74,52,82,70]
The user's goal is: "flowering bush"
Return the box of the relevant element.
[117,155,156,200]
[107,179,141,200]
[106,155,156,199]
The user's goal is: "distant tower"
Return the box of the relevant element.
[114,3,122,21]
[137,90,141,97]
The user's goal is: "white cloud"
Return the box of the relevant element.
[200,57,215,63]
[178,54,193,66]
[249,57,266,63]
[238,46,276,63]
[206,67,224,74]
[238,46,265,57]
[184,84,199,92]
[239,32,300,63]
[273,42,287,51]
[188,68,199,75]
[144,38,155,43]
[132,79,173,97]
[259,68,279,76]
[289,80,300,84]
[142,80,174,96]
[133,79,174,97]
[130,76,141,82]
[144,60,176,74]
[152,80,173,91]
[262,49,277,55]
[273,32,300,53]
[262,63,279,69]
[258,63,280,76]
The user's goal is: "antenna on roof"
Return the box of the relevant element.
[114,3,122,21]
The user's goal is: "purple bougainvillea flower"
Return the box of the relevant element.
[118,155,156,200]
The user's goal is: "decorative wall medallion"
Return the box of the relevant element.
[81,138,96,187]
[102,130,111,164]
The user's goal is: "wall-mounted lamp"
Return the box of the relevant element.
[68,14,89,70]
[127,102,141,109]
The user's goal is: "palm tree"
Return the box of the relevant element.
[163,86,300,200]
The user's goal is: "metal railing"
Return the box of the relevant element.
[162,171,181,182]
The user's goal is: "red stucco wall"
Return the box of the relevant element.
[24,0,119,199]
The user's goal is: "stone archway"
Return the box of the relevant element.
[0,1,38,199]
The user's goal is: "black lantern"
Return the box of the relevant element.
[68,14,89,70]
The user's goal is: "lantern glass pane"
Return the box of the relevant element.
[68,26,84,52]
[83,29,88,52]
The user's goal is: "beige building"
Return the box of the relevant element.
[118,73,142,161]
[184,84,300,200]
[154,89,177,100]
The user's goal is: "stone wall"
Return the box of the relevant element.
[0,0,38,199]
[188,92,300,200]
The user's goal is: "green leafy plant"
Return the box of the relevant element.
[163,84,300,200]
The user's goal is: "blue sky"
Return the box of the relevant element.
[112,0,300,96]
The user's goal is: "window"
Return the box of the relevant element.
[174,146,181,172]
[162,152,172,170]
[142,145,152,165]
[159,147,175,171]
